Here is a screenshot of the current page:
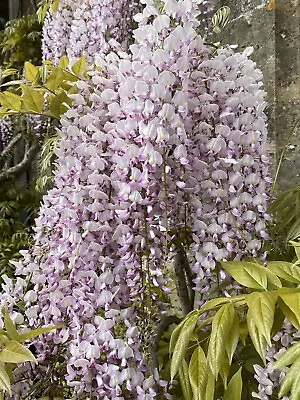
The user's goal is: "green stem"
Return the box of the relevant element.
[163,149,169,263]
[272,118,300,191]
[143,207,152,304]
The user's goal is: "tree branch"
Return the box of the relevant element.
[173,246,194,316]
[181,249,196,309]
[0,138,40,183]
[0,133,23,162]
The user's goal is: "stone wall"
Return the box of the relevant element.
[213,0,300,189]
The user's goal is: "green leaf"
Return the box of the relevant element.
[62,71,79,83]
[179,359,193,400]
[287,219,300,242]
[46,67,66,91]
[0,335,9,345]
[273,342,300,369]
[0,80,23,88]
[71,56,87,76]
[4,310,19,341]
[204,367,215,400]
[239,317,248,345]
[221,261,268,290]
[24,62,39,82]
[5,363,13,384]
[290,241,300,260]
[18,325,61,343]
[171,312,199,380]
[207,303,235,377]
[188,346,207,400]
[267,261,300,284]
[278,358,300,397]
[200,297,232,313]
[67,84,78,94]
[0,340,37,364]
[264,268,283,289]
[279,292,300,330]
[37,2,50,23]
[225,309,239,364]
[51,0,60,12]
[291,372,300,400]
[219,355,231,389]
[170,312,195,353]
[247,292,276,361]
[271,306,285,337]
[212,6,230,33]
[39,63,50,84]
[170,322,184,354]
[22,87,44,113]
[58,56,69,69]
[223,367,243,400]
[247,292,277,346]
[0,362,11,395]
[1,68,18,80]
[49,92,70,118]
[0,92,22,112]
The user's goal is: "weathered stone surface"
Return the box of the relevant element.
[213,0,300,188]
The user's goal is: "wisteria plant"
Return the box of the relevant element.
[0,0,298,399]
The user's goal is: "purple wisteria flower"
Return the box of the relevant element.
[42,0,81,64]
[42,0,139,64]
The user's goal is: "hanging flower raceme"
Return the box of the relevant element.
[42,0,81,64]
[4,67,162,399]
[42,0,139,64]
[67,0,139,62]
[1,1,214,398]
[184,46,272,295]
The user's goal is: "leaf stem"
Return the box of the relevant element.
[272,118,300,191]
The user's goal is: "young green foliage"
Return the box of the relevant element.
[0,57,84,120]
[168,242,300,399]
[0,309,60,395]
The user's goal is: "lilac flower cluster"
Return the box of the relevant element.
[42,0,139,64]
[1,0,273,398]
[199,0,214,37]
[189,45,272,294]
[42,0,80,64]
[67,0,139,63]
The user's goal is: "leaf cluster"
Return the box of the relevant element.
[0,56,87,191]
[211,6,231,34]
[0,182,40,280]
[35,133,60,192]
[0,15,42,68]
[36,0,60,23]
[0,57,86,119]
[168,243,300,399]
[0,309,59,396]
[266,185,300,261]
